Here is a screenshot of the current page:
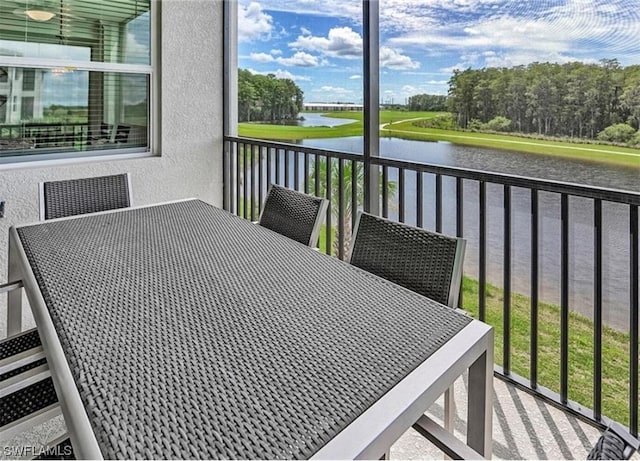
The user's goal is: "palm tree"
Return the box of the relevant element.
[309,157,396,257]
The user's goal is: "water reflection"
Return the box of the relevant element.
[301,136,640,192]
[296,113,355,128]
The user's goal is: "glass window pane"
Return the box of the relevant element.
[0,0,150,65]
[0,66,148,157]
[237,1,363,154]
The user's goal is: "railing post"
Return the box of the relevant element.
[223,0,238,211]
[363,0,379,215]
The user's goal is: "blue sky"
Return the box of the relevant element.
[237,0,640,104]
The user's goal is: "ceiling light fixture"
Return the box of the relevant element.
[25,9,55,22]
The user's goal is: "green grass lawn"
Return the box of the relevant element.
[462,276,632,427]
[238,111,640,169]
[239,118,362,140]
[384,121,640,169]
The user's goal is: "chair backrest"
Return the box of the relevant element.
[258,184,329,247]
[349,211,466,308]
[40,173,131,220]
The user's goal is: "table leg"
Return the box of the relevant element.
[466,331,494,458]
[7,230,23,336]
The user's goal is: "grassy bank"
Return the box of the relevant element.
[238,111,640,169]
[239,119,362,140]
[384,121,640,169]
[462,276,631,426]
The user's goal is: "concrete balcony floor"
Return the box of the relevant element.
[1,375,618,460]
[393,376,607,460]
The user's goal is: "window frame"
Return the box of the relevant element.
[0,0,160,166]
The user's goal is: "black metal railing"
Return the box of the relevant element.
[223,135,640,439]
[0,122,146,154]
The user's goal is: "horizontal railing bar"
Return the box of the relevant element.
[226,136,362,162]
[225,136,640,205]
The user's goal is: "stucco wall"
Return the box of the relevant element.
[0,0,224,336]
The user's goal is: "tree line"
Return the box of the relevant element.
[238,69,303,123]
[406,94,447,111]
[447,59,640,140]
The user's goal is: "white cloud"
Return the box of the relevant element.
[250,52,275,63]
[270,49,283,56]
[349,74,361,79]
[380,46,420,70]
[385,0,640,69]
[290,27,362,59]
[277,51,319,67]
[239,0,361,22]
[238,2,274,42]
[318,86,353,95]
[272,69,312,81]
[246,68,312,82]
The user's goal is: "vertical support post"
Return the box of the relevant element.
[503,185,511,374]
[593,199,602,420]
[479,181,487,321]
[363,0,379,215]
[631,205,639,436]
[435,174,442,233]
[444,387,455,433]
[223,0,238,211]
[416,171,423,228]
[8,230,23,336]
[560,193,569,403]
[530,189,539,387]
[467,330,494,458]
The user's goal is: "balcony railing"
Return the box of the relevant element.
[223,135,640,441]
[0,122,146,155]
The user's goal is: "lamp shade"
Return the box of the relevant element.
[25,9,55,21]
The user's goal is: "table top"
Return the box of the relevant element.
[16,199,472,459]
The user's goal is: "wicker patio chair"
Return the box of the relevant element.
[1,174,131,456]
[348,211,466,433]
[0,284,71,458]
[349,211,466,309]
[258,184,329,247]
[39,173,131,220]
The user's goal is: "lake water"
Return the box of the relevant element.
[297,113,354,128]
[290,127,640,330]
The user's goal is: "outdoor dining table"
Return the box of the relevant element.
[7,199,493,459]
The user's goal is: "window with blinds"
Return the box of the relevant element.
[0,0,152,160]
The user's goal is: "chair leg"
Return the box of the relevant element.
[444,385,456,433]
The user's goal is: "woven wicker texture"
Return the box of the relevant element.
[350,212,460,306]
[43,174,130,220]
[0,378,58,427]
[258,184,326,246]
[587,432,629,460]
[17,200,471,459]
